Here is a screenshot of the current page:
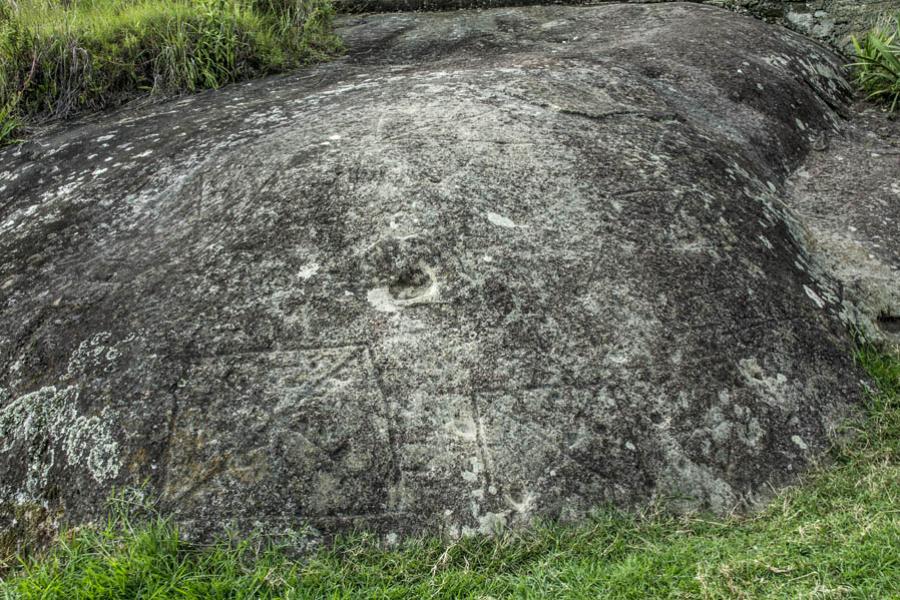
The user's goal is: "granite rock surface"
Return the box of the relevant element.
[333,0,900,55]
[0,4,882,543]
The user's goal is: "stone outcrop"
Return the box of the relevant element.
[0,4,887,545]
[333,0,900,54]
[785,105,900,346]
[718,0,900,53]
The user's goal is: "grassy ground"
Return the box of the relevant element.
[0,0,340,145]
[0,343,897,599]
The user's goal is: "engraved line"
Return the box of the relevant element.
[470,394,496,489]
[365,344,403,491]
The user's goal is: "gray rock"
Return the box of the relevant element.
[785,105,900,347]
[333,0,900,55]
[0,4,874,544]
[720,0,900,54]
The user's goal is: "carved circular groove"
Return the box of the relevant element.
[389,267,433,301]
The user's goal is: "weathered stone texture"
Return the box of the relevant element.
[719,0,900,52]
[333,0,900,53]
[0,4,884,545]
[786,105,900,346]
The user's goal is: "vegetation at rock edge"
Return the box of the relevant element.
[0,0,340,145]
[852,12,900,112]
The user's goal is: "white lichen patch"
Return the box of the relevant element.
[367,287,401,313]
[486,211,517,228]
[739,358,793,409]
[0,385,120,494]
[476,511,510,534]
[297,263,320,280]
[65,331,129,379]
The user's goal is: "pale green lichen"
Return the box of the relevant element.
[0,384,120,497]
[65,331,126,379]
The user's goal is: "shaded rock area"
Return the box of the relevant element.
[786,105,900,347]
[761,0,900,52]
[0,3,882,545]
[333,0,900,55]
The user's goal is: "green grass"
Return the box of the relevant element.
[852,12,900,112]
[1,343,897,598]
[0,0,341,146]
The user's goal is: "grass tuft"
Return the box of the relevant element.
[851,13,900,112]
[0,0,340,146]
[0,97,23,145]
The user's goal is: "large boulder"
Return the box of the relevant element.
[0,4,870,542]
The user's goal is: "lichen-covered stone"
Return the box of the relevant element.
[0,4,873,544]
